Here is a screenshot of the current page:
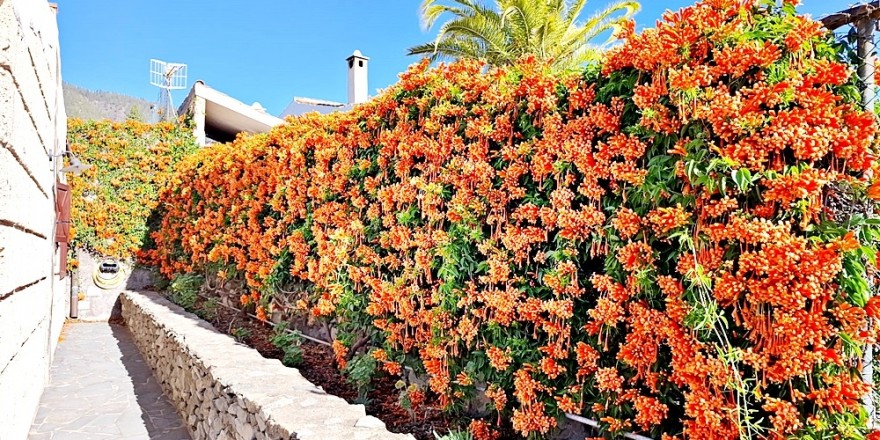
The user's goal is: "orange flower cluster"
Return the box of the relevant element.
[144,1,880,438]
[67,119,198,262]
[647,205,691,235]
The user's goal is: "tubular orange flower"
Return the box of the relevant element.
[468,419,500,440]
[647,205,691,235]
[486,345,512,371]
[612,208,642,240]
[511,402,556,436]
[332,340,349,369]
[634,396,668,430]
[596,367,624,393]
[868,182,880,200]
[616,241,655,272]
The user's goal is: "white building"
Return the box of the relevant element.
[180,50,371,146]
[178,81,283,146]
[279,49,370,118]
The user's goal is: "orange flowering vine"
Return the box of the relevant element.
[144,1,880,438]
[67,118,198,263]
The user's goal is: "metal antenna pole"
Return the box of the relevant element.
[150,59,187,122]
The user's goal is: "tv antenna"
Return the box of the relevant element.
[150,59,187,121]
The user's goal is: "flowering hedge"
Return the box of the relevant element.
[67,118,198,262]
[146,1,880,438]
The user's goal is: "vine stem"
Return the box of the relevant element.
[564,414,654,440]
[195,289,334,347]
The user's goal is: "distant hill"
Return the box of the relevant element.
[63,83,157,122]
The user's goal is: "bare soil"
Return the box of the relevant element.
[195,296,453,440]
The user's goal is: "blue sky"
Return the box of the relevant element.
[56,0,856,116]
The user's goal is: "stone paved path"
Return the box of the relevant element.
[28,322,190,440]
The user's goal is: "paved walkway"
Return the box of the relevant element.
[29,322,190,440]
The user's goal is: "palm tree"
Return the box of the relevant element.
[407,0,640,70]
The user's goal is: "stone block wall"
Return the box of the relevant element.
[120,291,414,440]
[0,1,68,439]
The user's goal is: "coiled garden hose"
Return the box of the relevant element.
[92,259,127,290]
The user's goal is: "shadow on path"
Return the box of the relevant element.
[28,322,190,440]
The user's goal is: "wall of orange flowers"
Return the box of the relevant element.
[144,1,880,438]
[67,118,198,265]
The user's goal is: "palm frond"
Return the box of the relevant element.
[420,0,480,29]
[579,0,640,44]
[563,0,588,28]
[410,0,641,70]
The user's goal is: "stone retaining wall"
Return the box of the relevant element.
[120,290,414,440]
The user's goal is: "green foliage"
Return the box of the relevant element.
[196,297,218,321]
[409,0,639,69]
[152,270,172,291]
[126,106,145,122]
[269,323,304,367]
[231,327,251,343]
[434,429,474,440]
[168,273,203,311]
[346,352,378,399]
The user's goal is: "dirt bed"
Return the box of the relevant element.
[190,294,453,440]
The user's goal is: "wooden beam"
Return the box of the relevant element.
[820,1,880,31]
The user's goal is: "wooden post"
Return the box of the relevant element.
[858,17,877,110]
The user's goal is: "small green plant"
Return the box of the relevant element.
[345,352,377,400]
[168,273,203,311]
[196,297,218,321]
[231,326,251,343]
[353,395,373,406]
[433,429,473,440]
[396,381,422,423]
[269,322,304,367]
[151,270,171,291]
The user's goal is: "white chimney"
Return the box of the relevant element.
[346,50,369,104]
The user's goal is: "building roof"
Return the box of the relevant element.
[279,96,352,118]
[178,81,283,143]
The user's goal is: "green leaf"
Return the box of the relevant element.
[732,168,752,193]
[860,245,877,266]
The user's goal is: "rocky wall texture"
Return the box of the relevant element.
[0,1,68,439]
[120,290,414,440]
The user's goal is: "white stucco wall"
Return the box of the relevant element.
[0,0,69,438]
